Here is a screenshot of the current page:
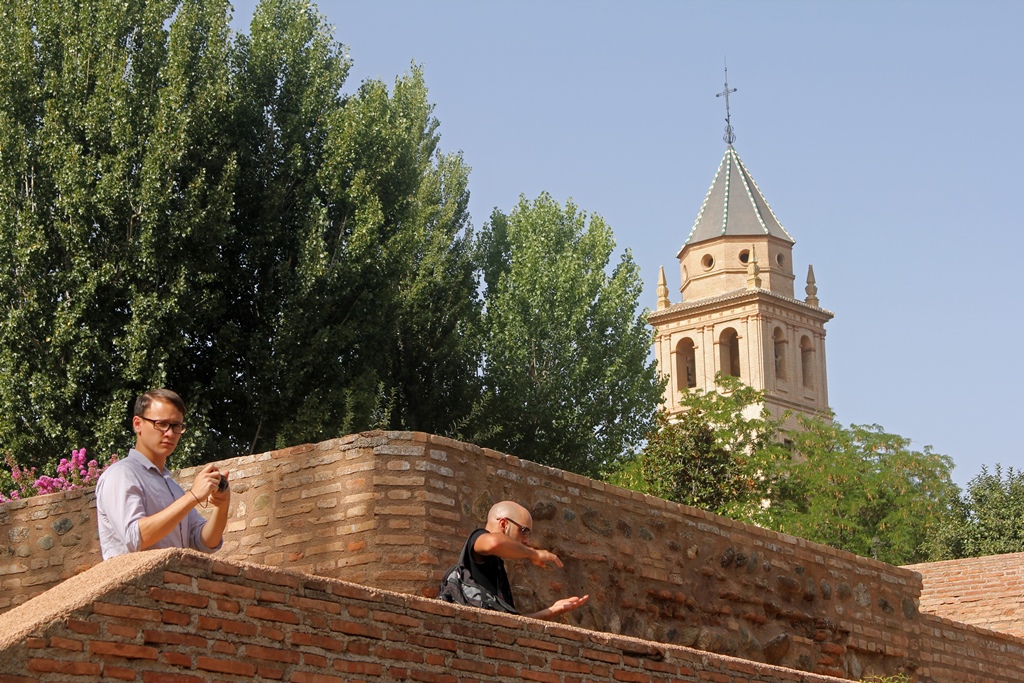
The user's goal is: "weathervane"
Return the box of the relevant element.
[716,61,737,145]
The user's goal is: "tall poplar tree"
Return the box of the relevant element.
[1,0,659,478]
[0,0,237,465]
[216,0,354,453]
[380,149,481,435]
[476,193,662,477]
[0,0,483,467]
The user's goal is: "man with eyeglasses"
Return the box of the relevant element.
[95,389,231,559]
[440,500,589,620]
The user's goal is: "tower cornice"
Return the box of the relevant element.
[649,287,834,326]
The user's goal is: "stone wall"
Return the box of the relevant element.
[0,487,97,610]
[2,431,1024,681]
[0,548,852,683]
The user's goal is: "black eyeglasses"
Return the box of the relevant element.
[501,517,531,536]
[139,416,187,435]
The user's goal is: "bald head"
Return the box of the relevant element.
[486,501,533,533]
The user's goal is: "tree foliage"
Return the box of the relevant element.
[375,150,481,436]
[925,464,1024,560]
[762,415,957,565]
[0,0,480,468]
[0,0,239,466]
[0,0,660,479]
[611,375,785,518]
[617,377,957,565]
[475,194,662,478]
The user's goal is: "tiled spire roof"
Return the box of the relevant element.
[682,146,794,247]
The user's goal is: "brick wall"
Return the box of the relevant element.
[906,552,1024,639]
[0,547,855,683]
[915,612,1024,683]
[2,431,1024,681]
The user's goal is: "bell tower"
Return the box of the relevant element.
[649,70,833,425]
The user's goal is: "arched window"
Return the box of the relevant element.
[773,327,787,381]
[676,338,697,389]
[800,335,814,389]
[719,328,741,378]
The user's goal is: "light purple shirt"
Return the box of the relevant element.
[95,448,220,560]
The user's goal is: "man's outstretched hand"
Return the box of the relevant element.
[529,548,564,570]
[526,594,590,621]
[548,594,590,616]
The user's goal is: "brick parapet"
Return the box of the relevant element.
[0,548,854,683]
[906,552,1024,639]
[1,432,1023,680]
[915,612,1024,682]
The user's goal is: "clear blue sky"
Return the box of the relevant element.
[230,0,1024,488]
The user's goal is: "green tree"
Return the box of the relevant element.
[612,375,786,518]
[613,376,956,565]
[250,61,476,450]
[379,150,482,435]
[926,464,1024,560]
[0,0,484,468]
[221,0,361,452]
[475,193,662,478]
[0,0,238,467]
[763,415,957,565]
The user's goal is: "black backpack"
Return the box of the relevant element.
[438,533,518,614]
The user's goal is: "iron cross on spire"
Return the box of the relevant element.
[716,62,737,145]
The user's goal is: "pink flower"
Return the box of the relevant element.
[0,448,117,502]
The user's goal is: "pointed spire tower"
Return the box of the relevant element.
[649,68,834,426]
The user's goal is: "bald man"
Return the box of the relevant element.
[440,500,589,620]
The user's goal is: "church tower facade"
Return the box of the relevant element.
[649,144,833,427]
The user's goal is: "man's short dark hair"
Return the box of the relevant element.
[134,389,186,417]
